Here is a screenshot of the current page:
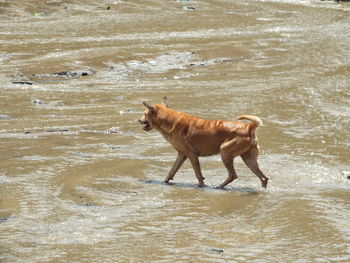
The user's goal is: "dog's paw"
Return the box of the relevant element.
[164,180,174,185]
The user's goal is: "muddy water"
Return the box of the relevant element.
[1,0,349,262]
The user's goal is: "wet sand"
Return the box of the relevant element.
[1,0,349,262]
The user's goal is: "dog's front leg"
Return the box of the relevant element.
[187,153,206,187]
[164,152,187,183]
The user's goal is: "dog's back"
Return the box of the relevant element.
[153,105,252,157]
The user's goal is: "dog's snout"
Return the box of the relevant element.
[139,119,146,124]
[139,115,145,123]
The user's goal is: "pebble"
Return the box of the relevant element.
[31,98,43,105]
[53,71,91,77]
[119,109,139,114]
[34,12,47,17]
[12,81,33,85]
[182,6,196,10]
[0,115,11,120]
[0,217,10,224]
[207,248,224,254]
[107,126,121,134]
[32,71,92,79]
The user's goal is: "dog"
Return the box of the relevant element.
[139,97,269,189]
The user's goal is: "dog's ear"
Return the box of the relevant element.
[143,101,154,112]
[161,96,169,108]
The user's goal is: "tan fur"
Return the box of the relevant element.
[139,97,269,188]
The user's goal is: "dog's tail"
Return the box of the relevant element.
[237,115,263,127]
[237,115,263,145]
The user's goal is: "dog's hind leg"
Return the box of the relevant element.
[164,152,187,183]
[218,156,238,189]
[219,146,238,189]
[241,145,269,188]
[219,139,251,189]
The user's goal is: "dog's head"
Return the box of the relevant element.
[139,97,168,131]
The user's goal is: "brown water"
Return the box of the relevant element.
[1,0,350,262]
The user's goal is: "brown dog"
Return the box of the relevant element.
[139,97,268,189]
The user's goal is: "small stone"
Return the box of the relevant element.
[0,115,11,120]
[183,6,196,10]
[107,127,121,134]
[119,108,138,114]
[0,217,10,223]
[31,98,43,105]
[12,81,33,85]
[34,12,46,17]
[208,248,224,254]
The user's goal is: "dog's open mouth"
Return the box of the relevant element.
[143,122,151,131]
[139,119,152,131]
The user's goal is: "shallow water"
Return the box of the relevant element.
[1,0,349,262]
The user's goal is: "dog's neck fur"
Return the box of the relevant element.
[153,105,183,137]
